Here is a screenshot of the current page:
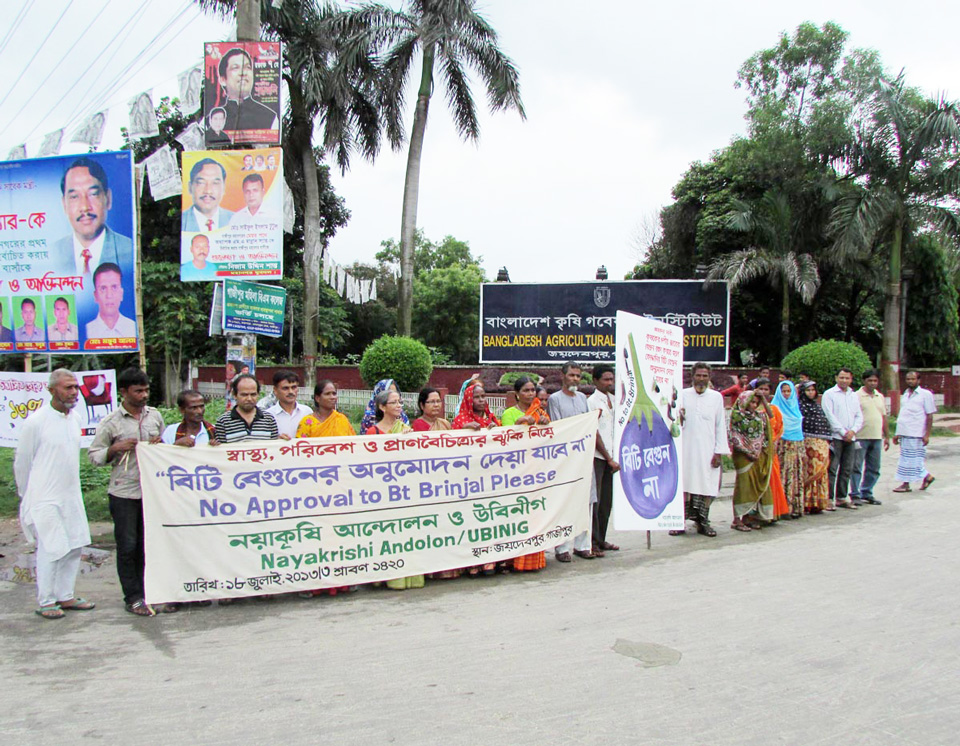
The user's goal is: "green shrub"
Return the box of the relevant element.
[359,335,433,391]
[781,340,872,389]
[498,371,542,388]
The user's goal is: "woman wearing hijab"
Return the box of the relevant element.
[728,389,775,531]
[773,380,805,518]
[798,381,834,513]
[360,379,409,433]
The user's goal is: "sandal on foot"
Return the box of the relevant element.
[892,485,911,493]
[668,529,686,536]
[555,552,572,563]
[125,599,156,617]
[730,522,752,532]
[600,541,620,551]
[159,603,179,613]
[573,549,596,559]
[60,598,95,611]
[920,475,935,491]
[697,523,717,537]
[35,605,65,619]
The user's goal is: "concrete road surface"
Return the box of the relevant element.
[3,439,959,745]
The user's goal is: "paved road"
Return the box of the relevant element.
[3,439,959,745]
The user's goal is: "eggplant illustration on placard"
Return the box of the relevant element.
[618,332,680,518]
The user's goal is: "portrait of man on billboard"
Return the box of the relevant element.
[206,45,279,139]
[85,262,136,340]
[181,158,233,232]
[53,157,133,278]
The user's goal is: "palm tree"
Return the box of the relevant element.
[708,189,821,361]
[831,75,960,390]
[333,0,526,335]
[195,0,385,387]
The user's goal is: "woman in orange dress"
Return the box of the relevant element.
[295,380,356,597]
[757,378,790,520]
[499,376,549,572]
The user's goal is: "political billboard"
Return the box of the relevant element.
[479,280,729,364]
[180,149,283,281]
[203,41,281,147]
[0,151,138,353]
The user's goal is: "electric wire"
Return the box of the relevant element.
[0,1,33,57]
[0,0,74,113]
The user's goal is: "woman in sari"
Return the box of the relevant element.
[757,378,790,520]
[360,379,409,433]
[296,380,357,597]
[412,387,451,431]
[729,389,775,531]
[773,380,805,518]
[364,390,424,590]
[500,377,548,572]
[452,383,500,430]
[453,383,501,575]
[798,381,834,513]
[296,380,356,439]
[501,376,549,427]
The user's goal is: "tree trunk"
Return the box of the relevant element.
[780,275,790,363]
[880,221,903,392]
[398,44,435,336]
[301,145,322,392]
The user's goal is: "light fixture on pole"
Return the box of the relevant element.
[496,267,511,282]
[596,265,608,280]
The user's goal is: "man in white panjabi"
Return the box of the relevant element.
[675,362,729,537]
[14,369,95,619]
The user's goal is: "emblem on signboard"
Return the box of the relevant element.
[594,286,611,308]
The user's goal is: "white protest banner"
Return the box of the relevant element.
[70,111,108,148]
[0,369,117,448]
[128,90,160,140]
[143,145,181,200]
[138,412,597,603]
[613,311,684,530]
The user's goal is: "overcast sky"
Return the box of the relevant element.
[2,1,958,284]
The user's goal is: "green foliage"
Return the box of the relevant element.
[359,335,433,391]
[780,339,872,388]
[0,449,111,522]
[498,371,543,387]
[904,235,959,366]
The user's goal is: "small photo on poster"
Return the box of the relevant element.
[46,294,80,350]
[84,262,138,350]
[0,298,13,349]
[181,233,220,281]
[13,295,46,351]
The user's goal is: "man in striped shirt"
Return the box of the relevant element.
[214,374,279,443]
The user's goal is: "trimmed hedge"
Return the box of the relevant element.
[359,335,433,391]
[498,371,543,388]
[781,340,872,389]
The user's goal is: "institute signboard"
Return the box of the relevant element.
[479,280,729,364]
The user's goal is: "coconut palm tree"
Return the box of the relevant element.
[195,0,385,386]
[333,0,526,335]
[831,74,960,390]
[708,189,821,361]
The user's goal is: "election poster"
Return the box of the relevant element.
[222,279,285,337]
[613,311,685,531]
[180,149,283,281]
[480,280,729,364]
[0,369,117,448]
[203,41,281,147]
[138,411,597,603]
[0,151,138,353]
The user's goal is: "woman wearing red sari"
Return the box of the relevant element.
[453,383,500,575]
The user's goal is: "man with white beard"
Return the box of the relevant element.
[671,362,729,537]
[15,369,94,619]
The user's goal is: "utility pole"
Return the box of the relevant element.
[237,0,261,41]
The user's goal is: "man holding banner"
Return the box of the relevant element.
[15,370,95,619]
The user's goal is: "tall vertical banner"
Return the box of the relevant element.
[0,369,117,447]
[203,42,281,147]
[0,152,137,353]
[180,149,283,280]
[613,311,685,530]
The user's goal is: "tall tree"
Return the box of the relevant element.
[831,74,960,389]
[708,189,820,360]
[334,0,525,335]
